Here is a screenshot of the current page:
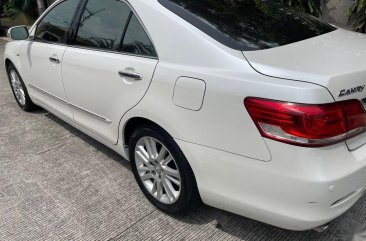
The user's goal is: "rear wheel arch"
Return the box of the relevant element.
[123,117,170,147]
[123,117,200,185]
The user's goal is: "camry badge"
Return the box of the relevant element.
[339,85,365,97]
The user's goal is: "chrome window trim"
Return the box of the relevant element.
[66,44,159,60]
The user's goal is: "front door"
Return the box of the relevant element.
[20,0,81,119]
[62,0,158,143]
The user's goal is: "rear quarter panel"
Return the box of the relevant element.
[122,0,335,161]
[121,59,334,161]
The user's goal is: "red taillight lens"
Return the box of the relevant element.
[244,98,366,147]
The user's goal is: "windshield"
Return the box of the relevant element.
[158,0,336,51]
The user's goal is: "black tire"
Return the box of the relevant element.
[7,63,37,112]
[129,124,200,214]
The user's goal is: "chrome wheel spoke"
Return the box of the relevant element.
[19,89,26,105]
[161,154,173,166]
[137,145,150,160]
[16,90,21,100]
[10,71,17,82]
[151,179,164,200]
[165,174,180,187]
[11,79,17,90]
[162,166,180,179]
[137,165,149,172]
[151,179,158,194]
[136,146,152,168]
[156,147,167,162]
[140,172,153,181]
[156,180,163,199]
[144,137,158,159]
[163,178,177,202]
[9,70,26,105]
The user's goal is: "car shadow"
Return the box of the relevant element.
[42,110,364,241]
[43,112,131,171]
[171,206,329,241]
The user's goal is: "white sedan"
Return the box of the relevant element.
[5,0,366,231]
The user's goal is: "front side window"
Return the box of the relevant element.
[74,0,131,51]
[159,0,336,51]
[35,0,80,43]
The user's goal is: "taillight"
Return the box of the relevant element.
[244,98,366,147]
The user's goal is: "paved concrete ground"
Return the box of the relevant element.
[1,39,366,241]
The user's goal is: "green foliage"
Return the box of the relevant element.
[348,0,366,33]
[0,1,3,16]
[276,0,322,17]
[1,2,18,18]
[1,0,38,18]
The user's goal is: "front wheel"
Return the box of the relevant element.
[129,125,200,214]
[7,63,37,112]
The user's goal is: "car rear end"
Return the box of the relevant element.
[154,0,366,230]
[244,96,366,230]
[240,31,366,231]
[179,76,366,231]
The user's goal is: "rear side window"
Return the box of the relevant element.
[73,0,157,57]
[35,0,79,43]
[159,0,336,51]
[121,14,157,57]
[74,0,131,51]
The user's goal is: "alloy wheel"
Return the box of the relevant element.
[9,70,26,106]
[134,136,181,204]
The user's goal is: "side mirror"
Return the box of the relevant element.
[8,26,29,40]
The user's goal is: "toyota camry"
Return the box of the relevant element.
[4,0,366,231]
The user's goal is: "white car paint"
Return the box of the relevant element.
[61,47,158,144]
[244,28,366,102]
[20,42,74,119]
[173,77,206,111]
[4,0,366,231]
[244,28,366,151]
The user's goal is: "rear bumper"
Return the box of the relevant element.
[176,139,366,231]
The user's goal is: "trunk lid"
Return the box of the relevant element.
[243,29,366,150]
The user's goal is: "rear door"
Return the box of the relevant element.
[20,0,80,119]
[62,0,158,144]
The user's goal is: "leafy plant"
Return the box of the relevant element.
[348,0,366,33]
[0,1,3,16]
[1,0,38,19]
[276,0,322,17]
[1,2,18,18]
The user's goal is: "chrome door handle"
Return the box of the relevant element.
[119,71,143,81]
[49,57,61,64]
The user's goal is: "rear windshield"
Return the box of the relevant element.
[158,0,336,51]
